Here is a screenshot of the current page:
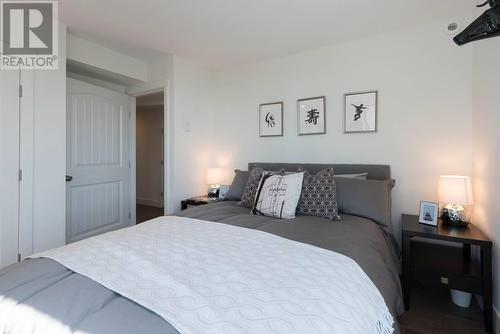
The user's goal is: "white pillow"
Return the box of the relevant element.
[251,172,304,219]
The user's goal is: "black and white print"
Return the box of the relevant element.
[345,91,377,133]
[297,96,326,135]
[252,172,304,219]
[259,102,283,137]
[418,201,439,226]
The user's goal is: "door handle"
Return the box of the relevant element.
[66,175,73,182]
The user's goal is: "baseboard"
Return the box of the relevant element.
[137,198,163,208]
[495,305,500,334]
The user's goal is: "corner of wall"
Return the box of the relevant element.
[471,37,500,321]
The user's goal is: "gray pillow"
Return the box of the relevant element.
[296,168,340,220]
[224,170,249,201]
[239,167,264,208]
[335,178,394,232]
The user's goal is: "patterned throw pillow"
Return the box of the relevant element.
[239,167,264,208]
[252,172,304,219]
[296,168,340,220]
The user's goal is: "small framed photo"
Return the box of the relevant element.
[259,102,283,137]
[219,185,230,199]
[297,96,326,135]
[344,91,377,133]
[418,201,439,226]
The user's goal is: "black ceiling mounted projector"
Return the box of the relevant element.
[454,0,500,45]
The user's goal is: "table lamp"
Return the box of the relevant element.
[206,168,224,198]
[438,175,474,227]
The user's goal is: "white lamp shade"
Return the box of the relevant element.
[438,175,474,205]
[206,168,232,185]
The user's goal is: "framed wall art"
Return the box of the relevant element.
[259,102,283,137]
[297,96,326,135]
[344,91,377,133]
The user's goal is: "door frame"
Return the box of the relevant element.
[19,70,34,260]
[127,80,172,221]
[0,69,34,264]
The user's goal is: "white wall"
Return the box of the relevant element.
[67,34,148,82]
[31,24,68,253]
[169,56,215,210]
[207,19,474,239]
[472,38,500,331]
[136,105,164,207]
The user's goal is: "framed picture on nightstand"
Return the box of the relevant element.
[418,201,439,226]
[219,185,229,199]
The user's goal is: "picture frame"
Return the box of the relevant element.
[297,96,326,135]
[344,90,377,133]
[418,201,439,226]
[259,102,283,137]
[218,185,230,199]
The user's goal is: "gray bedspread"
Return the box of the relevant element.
[0,201,403,333]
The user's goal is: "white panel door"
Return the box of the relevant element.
[0,68,20,267]
[66,78,131,243]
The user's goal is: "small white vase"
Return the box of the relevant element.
[450,289,472,308]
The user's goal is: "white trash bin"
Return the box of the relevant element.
[450,289,472,308]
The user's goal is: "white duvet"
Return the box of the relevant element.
[33,216,394,334]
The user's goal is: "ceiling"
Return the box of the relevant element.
[60,0,476,69]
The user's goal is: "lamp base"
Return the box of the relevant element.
[441,204,469,227]
[207,184,220,198]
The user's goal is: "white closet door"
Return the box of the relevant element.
[0,69,20,267]
[66,78,132,243]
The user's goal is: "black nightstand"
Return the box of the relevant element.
[402,214,493,332]
[181,196,221,210]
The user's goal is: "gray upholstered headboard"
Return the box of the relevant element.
[248,163,392,181]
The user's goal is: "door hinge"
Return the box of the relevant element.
[17,253,22,262]
[128,212,131,220]
[19,85,23,98]
[129,161,131,168]
[18,169,22,182]
[161,159,164,166]
[129,111,131,118]
[161,191,164,197]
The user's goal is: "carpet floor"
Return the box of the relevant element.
[398,283,488,334]
[136,204,164,224]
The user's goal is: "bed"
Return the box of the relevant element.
[0,163,403,334]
